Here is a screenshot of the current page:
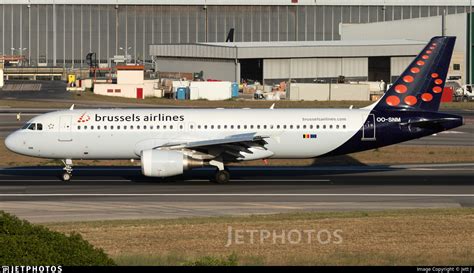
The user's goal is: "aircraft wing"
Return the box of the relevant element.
[154,132,270,160]
[157,132,268,149]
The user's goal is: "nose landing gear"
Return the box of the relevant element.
[61,159,73,182]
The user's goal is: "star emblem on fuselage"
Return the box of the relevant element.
[48,124,55,129]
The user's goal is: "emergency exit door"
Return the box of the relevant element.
[59,115,72,142]
[362,114,376,141]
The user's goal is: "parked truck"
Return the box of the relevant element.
[453,84,473,102]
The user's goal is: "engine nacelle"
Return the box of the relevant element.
[141,150,204,177]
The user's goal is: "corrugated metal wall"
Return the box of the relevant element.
[264,57,368,80]
[156,58,238,82]
[0,4,469,67]
[390,56,413,78]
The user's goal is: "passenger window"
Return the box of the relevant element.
[211,125,214,129]
[336,125,339,129]
[330,125,333,129]
[157,125,160,129]
[237,125,241,129]
[204,125,207,129]
[289,125,293,129]
[110,125,114,130]
[224,125,227,129]
[263,125,267,129]
[163,125,167,129]
[179,125,183,129]
[317,125,320,129]
[91,126,94,130]
[116,126,119,130]
[283,125,287,129]
[276,125,280,129]
[150,125,154,130]
[217,125,221,129]
[144,125,147,130]
[230,125,234,129]
[309,125,313,129]
[130,125,134,129]
[270,125,273,129]
[303,125,306,129]
[77,126,81,130]
[250,125,254,129]
[323,125,326,129]
[137,125,141,130]
[170,125,173,129]
[84,125,88,130]
[296,125,300,129]
[98,125,101,130]
[123,125,127,130]
[244,125,247,129]
[257,125,260,129]
[343,125,346,129]
[104,125,107,130]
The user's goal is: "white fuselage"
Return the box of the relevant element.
[5,108,369,160]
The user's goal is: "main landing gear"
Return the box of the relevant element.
[209,158,230,184]
[61,159,73,182]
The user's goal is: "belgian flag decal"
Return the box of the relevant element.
[303,134,317,139]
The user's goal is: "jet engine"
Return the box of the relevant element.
[141,150,205,177]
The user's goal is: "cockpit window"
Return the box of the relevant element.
[22,123,43,131]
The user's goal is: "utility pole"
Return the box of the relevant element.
[470,0,473,85]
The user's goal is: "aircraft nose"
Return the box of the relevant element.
[5,132,20,153]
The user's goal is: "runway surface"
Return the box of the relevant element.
[0,164,472,223]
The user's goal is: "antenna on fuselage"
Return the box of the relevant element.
[69,104,75,110]
[269,103,275,109]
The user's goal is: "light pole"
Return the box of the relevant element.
[119,46,132,64]
[470,0,472,85]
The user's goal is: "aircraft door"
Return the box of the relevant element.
[59,115,73,142]
[362,114,376,141]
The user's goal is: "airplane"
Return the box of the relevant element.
[5,36,463,183]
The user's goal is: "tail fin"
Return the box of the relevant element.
[373,36,455,112]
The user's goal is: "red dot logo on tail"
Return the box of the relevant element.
[395,85,407,94]
[421,93,433,102]
[403,75,414,83]
[404,96,418,106]
[410,67,420,74]
[433,86,442,93]
[386,96,400,106]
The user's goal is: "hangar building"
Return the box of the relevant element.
[150,39,427,85]
[151,11,472,85]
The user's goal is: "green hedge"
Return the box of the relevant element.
[0,211,115,265]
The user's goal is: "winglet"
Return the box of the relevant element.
[69,104,75,110]
[269,103,275,109]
